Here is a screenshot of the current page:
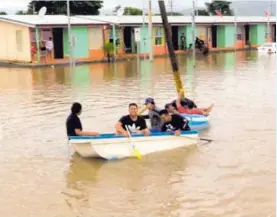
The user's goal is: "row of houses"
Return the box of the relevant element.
[0,15,275,64]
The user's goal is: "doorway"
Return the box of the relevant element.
[244,25,250,45]
[211,25,217,48]
[52,28,64,59]
[273,24,276,42]
[171,26,179,50]
[123,27,132,53]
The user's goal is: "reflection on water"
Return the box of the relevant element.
[0,51,275,217]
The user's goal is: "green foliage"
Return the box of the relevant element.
[167,12,183,16]
[123,7,143,15]
[0,11,7,15]
[27,1,103,15]
[154,12,183,16]
[16,10,27,15]
[196,9,209,16]
[205,0,233,16]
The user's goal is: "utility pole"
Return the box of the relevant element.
[148,0,153,61]
[192,0,196,68]
[158,0,183,92]
[234,8,237,51]
[66,0,73,68]
[195,0,198,16]
[142,0,146,60]
[270,0,273,17]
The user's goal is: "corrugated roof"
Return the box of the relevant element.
[0,15,275,27]
[81,15,276,25]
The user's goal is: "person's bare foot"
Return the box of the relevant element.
[205,103,214,113]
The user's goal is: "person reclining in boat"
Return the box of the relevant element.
[115,103,150,137]
[66,102,99,137]
[137,97,164,131]
[165,90,214,116]
[159,109,191,136]
[171,95,197,109]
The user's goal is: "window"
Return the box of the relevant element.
[236,26,242,41]
[155,27,163,45]
[16,30,23,52]
[109,29,120,46]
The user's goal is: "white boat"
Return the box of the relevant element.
[69,131,199,160]
[257,43,276,54]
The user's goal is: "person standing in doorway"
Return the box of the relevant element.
[180,33,186,51]
[40,40,47,63]
[46,37,54,61]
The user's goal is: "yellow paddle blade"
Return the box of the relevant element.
[133,147,142,160]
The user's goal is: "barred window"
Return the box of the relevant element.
[155,27,163,45]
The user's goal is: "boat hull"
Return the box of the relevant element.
[181,114,209,130]
[69,131,199,160]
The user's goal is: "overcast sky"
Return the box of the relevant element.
[0,0,273,14]
[0,0,211,14]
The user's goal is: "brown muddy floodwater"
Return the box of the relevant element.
[0,51,275,217]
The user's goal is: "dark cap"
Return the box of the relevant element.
[159,109,169,116]
[144,97,155,105]
[164,103,172,109]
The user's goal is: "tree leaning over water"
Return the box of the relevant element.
[27,1,103,15]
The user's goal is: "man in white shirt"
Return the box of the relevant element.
[45,37,54,60]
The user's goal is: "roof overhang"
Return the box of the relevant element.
[0,17,35,28]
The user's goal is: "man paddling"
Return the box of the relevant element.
[138,97,164,131]
[66,102,99,137]
[159,109,191,136]
[115,103,150,137]
[166,90,213,116]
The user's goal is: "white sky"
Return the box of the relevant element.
[0,0,273,14]
[0,0,209,14]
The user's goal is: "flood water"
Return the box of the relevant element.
[0,51,275,217]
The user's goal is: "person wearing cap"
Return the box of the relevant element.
[66,102,100,137]
[170,97,197,109]
[138,97,164,131]
[159,109,191,136]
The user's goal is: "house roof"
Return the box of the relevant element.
[0,15,108,27]
[0,15,275,28]
[80,15,276,25]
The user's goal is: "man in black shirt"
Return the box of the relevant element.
[115,103,150,137]
[66,102,99,137]
[159,109,190,136]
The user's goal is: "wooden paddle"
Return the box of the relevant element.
[125,126,142,160]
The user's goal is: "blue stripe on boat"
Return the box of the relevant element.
[69,130,198,140]
[189,121,209,126]
[181,114,206,118]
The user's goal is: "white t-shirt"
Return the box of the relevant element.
[46,40,53,50]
